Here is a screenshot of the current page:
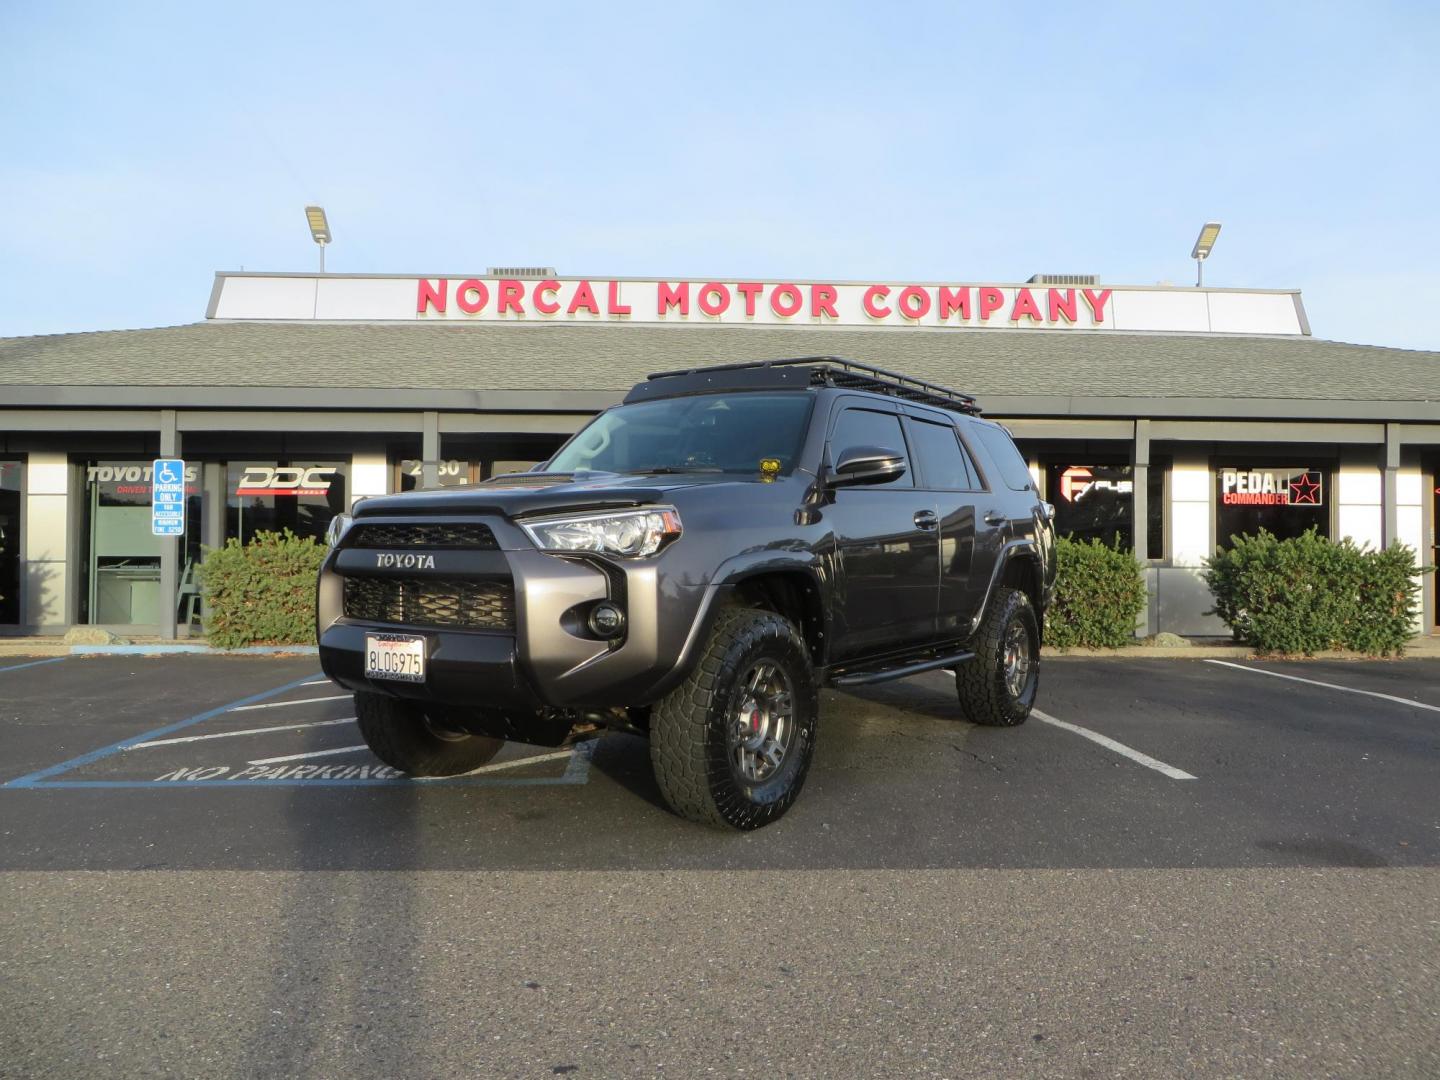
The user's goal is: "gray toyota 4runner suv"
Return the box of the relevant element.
[318,358,1056,829]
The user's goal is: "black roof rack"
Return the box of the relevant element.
[636,356,982,415]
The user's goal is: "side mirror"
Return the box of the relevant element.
[830,445,907,487]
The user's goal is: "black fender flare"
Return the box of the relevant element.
[638,550,829,704]
[970,539,1045,636]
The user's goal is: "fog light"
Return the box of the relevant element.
[588,602,626,639]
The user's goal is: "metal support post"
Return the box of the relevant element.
[1383,424,1400,549]
[159,409,179,641]
[1132,419,1152,638]
[422,412,440,489]
[1132,419,1150,563]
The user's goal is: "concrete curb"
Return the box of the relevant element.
[1046,645,1438,660]
[0,644,70,659]
[66,644,320,657]
[1045,646,1253,659]
[2,639,1433,662]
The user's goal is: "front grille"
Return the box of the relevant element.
[343,576,514,630]
[347,523,498,549]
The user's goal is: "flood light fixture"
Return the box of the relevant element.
[1191,221,1222,286]
[305,205,331,272]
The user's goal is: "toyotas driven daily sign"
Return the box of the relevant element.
[208,274,1309,335]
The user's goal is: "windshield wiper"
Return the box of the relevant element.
[627,465,724,474]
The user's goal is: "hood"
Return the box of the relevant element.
[351,471,771,520]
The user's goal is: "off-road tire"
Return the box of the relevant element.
[355,692,504,776]
[956,586,1039,727]
[650,607,818,830]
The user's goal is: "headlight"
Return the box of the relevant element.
[521,507,682,558]
[325,512,354,548]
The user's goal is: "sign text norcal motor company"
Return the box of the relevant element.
[415,277,1114,327]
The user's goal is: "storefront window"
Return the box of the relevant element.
[398,458,473,492]
[79,461,202,626]
[1215,465,1328,545]
[0,461,20,624]
[395,436,568,492]
[1047,463,1134,547]
[227,462,346,544]
[1147,458,1167,561]
[1043,459,1169,557]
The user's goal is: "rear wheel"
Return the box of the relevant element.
[956,586,1039,726]
[650,607,818,830]
[355,692,504,776]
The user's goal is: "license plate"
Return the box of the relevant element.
[365,634,426,683]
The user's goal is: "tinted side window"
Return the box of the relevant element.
[830,408,912,488]
[908,418,979,490]
[974,424,1033,492]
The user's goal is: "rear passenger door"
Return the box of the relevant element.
[968,420,1040,615]
[904,411,989,636]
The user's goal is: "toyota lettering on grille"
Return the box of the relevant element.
[375,552,437,570]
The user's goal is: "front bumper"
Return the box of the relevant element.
[317,516,707,712]
[319,621,540,709]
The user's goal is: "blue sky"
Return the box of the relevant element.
[3,1,1438,348]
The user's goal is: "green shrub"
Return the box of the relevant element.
[1203,528,1426,656]
[1044,537,1148,648]
[199,529,327,649]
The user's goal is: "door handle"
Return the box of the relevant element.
[913,510,939,531]
[984,510,1006,526]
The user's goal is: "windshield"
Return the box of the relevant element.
[547,393,814,476]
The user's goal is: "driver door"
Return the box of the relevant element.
[826,403,940,660]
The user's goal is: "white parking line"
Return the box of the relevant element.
[244,744,580,771]
[454,748,577,777]
[1032,709,1198,780]
[300,679,333,687]
[229,694,350,713]
[1205,659,1440,714]
[249,744,370,765]
[129,718,356,749]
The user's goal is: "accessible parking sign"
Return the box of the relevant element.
[151,458,186,536]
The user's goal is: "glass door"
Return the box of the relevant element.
[79,461,202,626]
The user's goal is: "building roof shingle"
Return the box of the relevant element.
[1,320,1437,407]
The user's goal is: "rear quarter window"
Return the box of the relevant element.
[972,424,1034,492]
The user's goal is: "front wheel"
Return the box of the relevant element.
[650,607,818,830]
[955,586,1039,726]
[355,692,504,776]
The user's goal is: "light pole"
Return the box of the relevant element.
[1191,221,1221,287]
[305,205,331,273]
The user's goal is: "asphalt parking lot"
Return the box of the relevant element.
[2,653,1438,1076]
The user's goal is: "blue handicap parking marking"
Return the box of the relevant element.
[0,657,69,675]
[4,673,592,790]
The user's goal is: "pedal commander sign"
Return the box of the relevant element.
[207,273,1310,335]
[1220,468,1324,507]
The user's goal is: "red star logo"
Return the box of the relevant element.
[1287,472,1321,505]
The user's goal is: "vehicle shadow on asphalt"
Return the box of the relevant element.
[584,732,672,816]
[236,772,428,1074]
[581,679,976,827]
[839,672,964,722]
